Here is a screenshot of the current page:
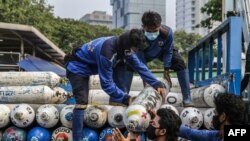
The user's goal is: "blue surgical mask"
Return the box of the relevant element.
[144,31,159,40]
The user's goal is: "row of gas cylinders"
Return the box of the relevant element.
[0,100,217,131]
[0,106,216,141]
[0,125,137,141]
[0,72,226,108]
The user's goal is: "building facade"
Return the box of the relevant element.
[176,0,212,35]
[110,0,166,29]
[80,11,113,28]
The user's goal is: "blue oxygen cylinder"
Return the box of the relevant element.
[99,127,113,141]
[27,127,51,141]
[82,127,98,141]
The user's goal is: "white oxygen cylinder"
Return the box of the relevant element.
[160,104,179,116]
[180,107,203,129]
[10,104,35,128]
[89,75,144,91]
[164,92,183,107]
[0,86,67,104]
[0,104,11,128]
[36,104,60,128]
[190,86,209,108]
[203,108,216,129]
[203,84,226,107]
[108,106,126,128]
[123,87,162,132]
[0,71,61,88]
[60,105,74,128]
[84,105,108,129]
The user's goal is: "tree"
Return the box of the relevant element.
[147,30,201,70]
[197,0,222,29]
[174,30,202,61]
[0,0,123,53]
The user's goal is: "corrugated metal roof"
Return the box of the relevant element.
[0,22,65,66]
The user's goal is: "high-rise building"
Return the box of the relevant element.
[176,0,216,35]
[80,11,113,28]
[110,0,166,29]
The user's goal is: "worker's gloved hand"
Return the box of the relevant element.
[164,69,172,88]
[156,87,167,102]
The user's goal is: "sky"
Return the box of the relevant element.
[47,0,176,29]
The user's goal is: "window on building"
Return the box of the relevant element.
[120,7,124,16]
[192,1,195,5]
[192,14,195,18]
[117,0,120,9]
[192,26,195,31]
[192,7,195,12]
[192,20,195,24]
[94,15,99,19]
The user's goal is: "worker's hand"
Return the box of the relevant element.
[112,128,129,141]
[156,87,167,102]
[164,70,172,88]
[112,128,138,141]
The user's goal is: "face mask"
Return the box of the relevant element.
[212,115,223,130]
[144,31,159,40]
[146,124,158,140]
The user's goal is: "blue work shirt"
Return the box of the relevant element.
[137,25,174,70]
[179,125,221,141]
[66,36,162,103]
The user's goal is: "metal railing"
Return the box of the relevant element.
[188,17,242,95]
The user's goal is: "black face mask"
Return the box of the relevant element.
[146,124,158,140]
[212,115,223,130]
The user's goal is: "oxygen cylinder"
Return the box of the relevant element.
[124,87,162,132]
[89,75,101,89]
[60,105,74,128]
[88,90,127,106]
[190,86,209,107]
[131,87,162,111]
[169,78,181,93]
[203,108,216,129]
[160,104,179,116]
[51,127,72,141]
[82,128,98,141]
[0,71,60,88]
[180,107,203,129]
[84,105,108,129]
[88,90,110,105]
[128,91,141,97]
[89,75,145,91]
[2,126,26,141]
[51,87,68,104]
[99,127,113,141]
[130,76,144,91]
[0,104,10,128]
[108,106,126,128]
[10,104,35,128]
[203,84,226,107]
[168,78,195,93]
[0,85,67,104]
[27,127,51,141]
[36,104,59,128]
[164,92,183,107]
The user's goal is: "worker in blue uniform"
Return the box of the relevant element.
[64,29,166,141]
[113,11,194,107]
